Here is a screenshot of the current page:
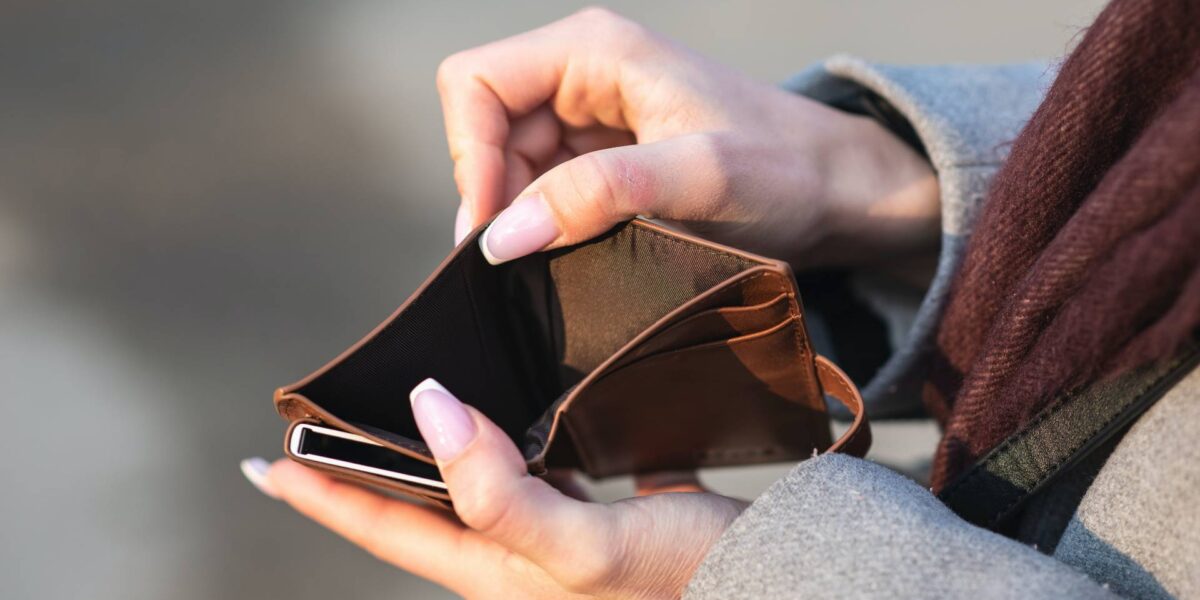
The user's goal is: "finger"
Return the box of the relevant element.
[634,471,707,495]
[438,8,649,228]
[504,106,563,203]
[262,460,582,599]
[508,105,564,171]
[409,378,619,585]
[454,104,562,246]
[437,24,569,227]
[263,459,470,584]
[453,109,611,245]
[478,134,732,265]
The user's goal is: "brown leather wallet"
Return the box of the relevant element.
[275,219,870,505]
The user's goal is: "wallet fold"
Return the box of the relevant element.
[275,219,871,506]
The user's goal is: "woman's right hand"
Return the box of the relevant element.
[439,7,939,268]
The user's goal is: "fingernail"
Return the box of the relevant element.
[240,457,281,500]
[479,192,558,265]
[454,201,471,246]
[410,378,476,461]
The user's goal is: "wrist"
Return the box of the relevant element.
[803,111,940,268]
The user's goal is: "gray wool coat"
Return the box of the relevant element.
[684,56,1200,600]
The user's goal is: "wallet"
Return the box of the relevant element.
[274,219,870,506]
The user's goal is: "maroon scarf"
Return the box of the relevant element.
[925,0,1200,492]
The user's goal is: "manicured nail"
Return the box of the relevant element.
[240,457,281,500]
[478,192,558,265]
[454,202,471,246]
[410,378,476,461]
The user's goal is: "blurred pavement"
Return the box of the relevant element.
[0,2,1102,598]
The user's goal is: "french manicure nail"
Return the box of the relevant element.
[240,457,281,500]
[479,192,559,265]
[410,378,477,461]
[454,202,471,246]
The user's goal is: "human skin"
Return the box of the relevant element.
[244,7,940,599]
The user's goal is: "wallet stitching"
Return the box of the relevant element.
[783,291,818,402]
[783,303,840,455]
[785,294,807,364]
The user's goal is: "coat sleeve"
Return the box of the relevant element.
[786,56,1054,419]
[684,455,1115,600]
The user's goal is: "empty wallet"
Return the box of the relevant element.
[274,218,870,506]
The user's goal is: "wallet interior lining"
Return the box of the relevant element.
[293,221,761,448]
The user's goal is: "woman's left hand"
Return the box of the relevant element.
[248,379,747,599]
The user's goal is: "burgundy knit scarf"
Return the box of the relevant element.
[924,0,1200,492]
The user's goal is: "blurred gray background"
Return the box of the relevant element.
[0,2,1104,599]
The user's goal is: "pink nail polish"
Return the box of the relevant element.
[240,457,281,500]
[454,203,471,246]
[479,192,559,265]
[410,378,477,461]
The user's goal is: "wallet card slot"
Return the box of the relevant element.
[609,292,792,370]
[527,265,798,468]
[603,314,796,378]
[562,315,830,478]
[525,265,793,467]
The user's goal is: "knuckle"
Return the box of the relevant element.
[594,151,657,217]
[454,483,521,537]
[563,153,622,222]
[572,5,623,24]
[570,6,646,44]
[612,153,657,216]
[435,51,471,91]
[560,150,657,224]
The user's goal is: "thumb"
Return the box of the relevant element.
[478,134,728,264]
[409,378,619,587]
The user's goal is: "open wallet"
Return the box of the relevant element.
[274,218,870,506]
